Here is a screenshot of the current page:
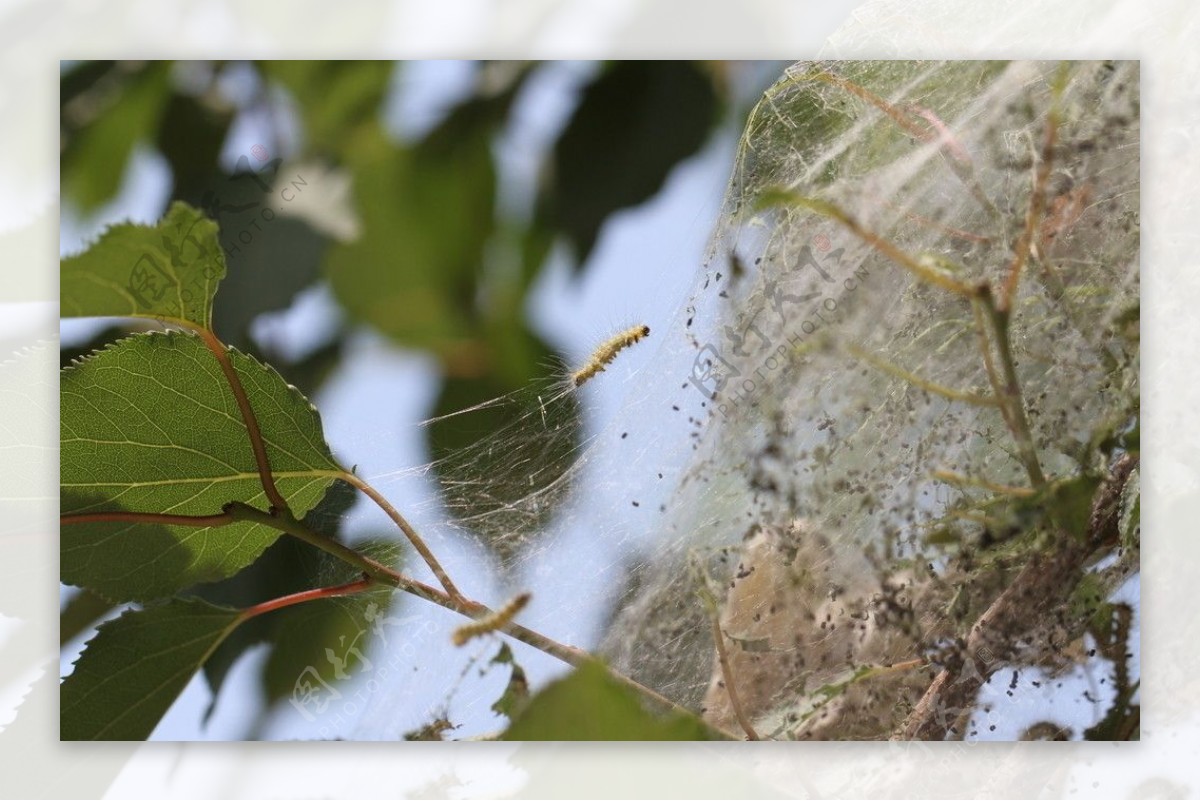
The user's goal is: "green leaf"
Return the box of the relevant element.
[1069,572,1111,630]
[1044,474,1103,542]
[539,61,718,268]
[60,598,243,740]
[1120,467,1140,549]
[195,479,357,718]
[61,331,342,602]
[61,201,227,329]
[501,660,719,741]
[262,582,394,707]
[174,162,330,350]
[995,473,1104,544]
[261,538,401,706]
[811,664,877,703]
[1093,410,1139,459]
[60,590,116,647]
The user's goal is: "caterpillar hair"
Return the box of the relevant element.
[451,592,532,647]
[571,324,650,387]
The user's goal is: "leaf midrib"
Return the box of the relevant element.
[62,468,343,491]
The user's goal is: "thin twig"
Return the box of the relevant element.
[803,70,930,140]
[340,472,465,604]
[1000,64,1066,312]
[710,617,760,740]
[885,201,992,244]
[877,658,926,674]
[799,71,1000,219]
[221,502,698,725]
[943,509,1008,527]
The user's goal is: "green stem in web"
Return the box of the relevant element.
[846,344,1000,407]
[798,69,930,140]
[931,469,1036,498]
[973,286,1046,488]
[971,297,1013,429]
[789,70,1001,221]
[755,191,977,299]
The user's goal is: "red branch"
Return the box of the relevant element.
[240,574,375,620]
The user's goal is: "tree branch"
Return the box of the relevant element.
[221,502,695,723]
[972,287,1046,488]
[340,472,465,604]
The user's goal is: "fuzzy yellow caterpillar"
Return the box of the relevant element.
[452,592,532,646]
[571,324,650,387]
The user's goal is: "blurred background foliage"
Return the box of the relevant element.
[60,60,739,365]
[59,60,769,728]
[58,61,756,446]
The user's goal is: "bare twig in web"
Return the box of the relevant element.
[710,616,760,740]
